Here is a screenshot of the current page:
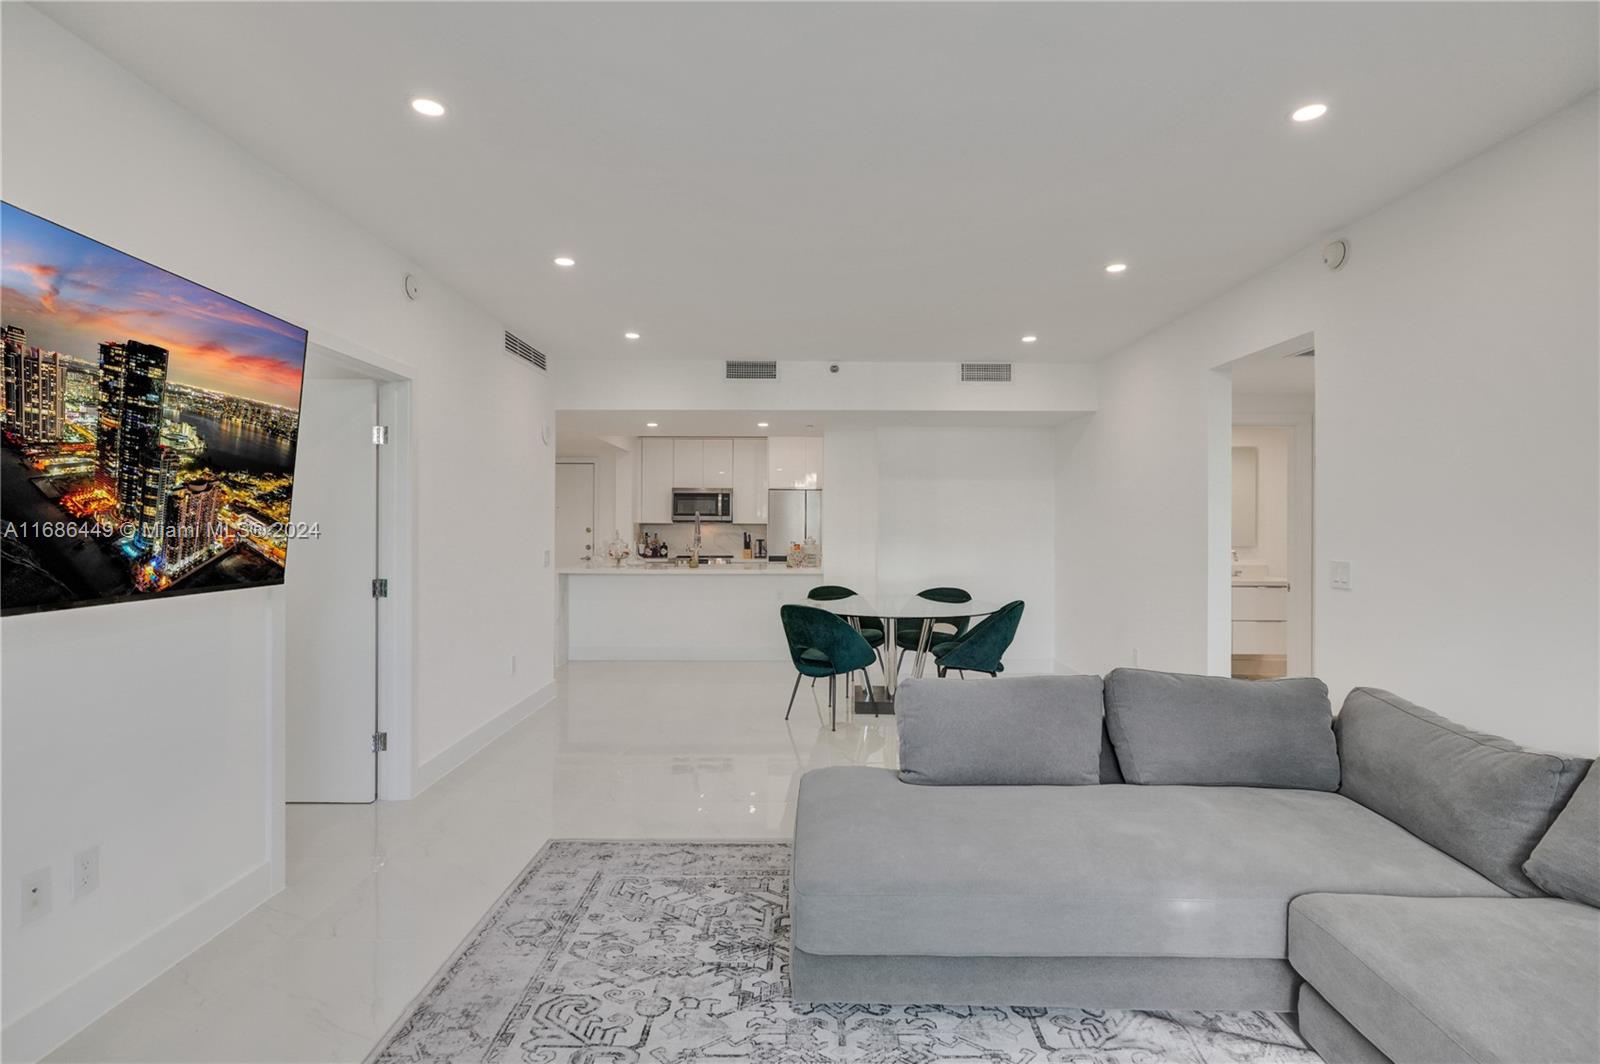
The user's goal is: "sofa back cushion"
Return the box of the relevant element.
[1103,668,1338,789]
[1337,688,1591,897]
[1523,762,1600,907]
[896,674,1104,786]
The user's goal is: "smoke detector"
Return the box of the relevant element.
[1322,240,1348,271]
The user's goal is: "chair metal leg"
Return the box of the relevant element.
[828,674,837,732]
[937,666,947,678]
[862,671,876,706]
[785,672,802,719]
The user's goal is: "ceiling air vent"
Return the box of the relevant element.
[725,360,778,380]
[504,331,546,370]
[961,362,1012,382]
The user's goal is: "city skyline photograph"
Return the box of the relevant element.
[2,201,309,615]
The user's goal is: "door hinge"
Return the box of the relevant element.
[372,731,388,753]
[371,577,389,598]
[372,425,389,445]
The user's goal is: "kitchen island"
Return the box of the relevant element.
[558,562,825,662]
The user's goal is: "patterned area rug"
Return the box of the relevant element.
[369,841,1319,1063]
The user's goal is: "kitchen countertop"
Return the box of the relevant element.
[1232,578,1290,588]
[559,562,823,576]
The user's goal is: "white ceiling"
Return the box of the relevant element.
[40,2,1598,367]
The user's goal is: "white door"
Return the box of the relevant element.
[286,374,378,803]
[556,462,595,566]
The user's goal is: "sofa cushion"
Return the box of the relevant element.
[791,767,1503,959]
[1103,668,1338,789]
[1297,984,1393,1064]
[1337,688,1592,896]
[1524,762,1600,907]
[896,675,1104,786]
[1289,894,1600,1064]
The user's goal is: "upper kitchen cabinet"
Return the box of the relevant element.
[639,437,674,523]
[673,438,704,487]
[768,436,823,489]
[702,439,734,489]
[732,438,768,523]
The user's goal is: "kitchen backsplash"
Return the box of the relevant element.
[637,523,774,557]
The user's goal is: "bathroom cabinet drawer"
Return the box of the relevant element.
[1232,620,1287,655]
[1232,586,1288,621]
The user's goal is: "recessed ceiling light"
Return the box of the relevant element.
[1105,262,1128,274]
[1020,335,1038,343]
[410,98,446,118]
[756,422,769,428]
[553,256,576,268]
[645,422,658,428]
[1291,103,1328,123]
[624,331,640,340]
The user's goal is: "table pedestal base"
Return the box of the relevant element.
[851,683,894,715]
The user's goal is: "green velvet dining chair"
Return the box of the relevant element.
[780,604,877,731]
[807,584,886,675]
[893,586,972,675]
[932,599,1025,678]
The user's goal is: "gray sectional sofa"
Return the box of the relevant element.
[790,670,1599,1064]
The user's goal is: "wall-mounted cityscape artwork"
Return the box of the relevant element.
[1,202,308,615]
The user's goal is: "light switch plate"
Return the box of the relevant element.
[1330,560,1353,591]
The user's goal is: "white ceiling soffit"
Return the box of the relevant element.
[556,409,1083,442]
[38,2,1600,365]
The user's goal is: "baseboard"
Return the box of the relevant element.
[2,860,275,1064]
[413,680,557,796]
[567,645,787,662]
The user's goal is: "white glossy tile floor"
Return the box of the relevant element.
[46,661,895,1064]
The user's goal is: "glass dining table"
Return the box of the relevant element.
[797,592,1003,713]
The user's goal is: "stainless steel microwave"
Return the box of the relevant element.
[672,489,733,522]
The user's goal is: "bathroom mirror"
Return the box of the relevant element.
[1232,446,1259,548]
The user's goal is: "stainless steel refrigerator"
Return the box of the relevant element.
[767,490,822,555]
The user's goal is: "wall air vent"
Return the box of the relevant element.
[960,362,1013,382]
[725,360,778,380]
[504,331,546,370]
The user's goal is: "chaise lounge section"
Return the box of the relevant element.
[789,670,1598,1063]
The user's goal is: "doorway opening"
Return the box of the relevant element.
[285,342,414,804]
[1227,344,1315,679]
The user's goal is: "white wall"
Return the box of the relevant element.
[1,7,556,1057]
[824,426,1059,669]
[1058,94,1599,755]
[555,358,1097,415]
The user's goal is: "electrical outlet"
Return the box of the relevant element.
[72,846,100,899]
[20,867,51,925]
[543,549,551,568]
[1131,647,1140,667]
[1330,560,1353,591]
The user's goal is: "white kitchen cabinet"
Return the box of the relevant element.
[767,436,822,489]
[732,438,768,523]
[639,437,674,523]
[673,438,704,488]
[702,439,733,488]
[803,436,824,489]
[767,437,798,489]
